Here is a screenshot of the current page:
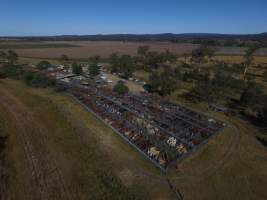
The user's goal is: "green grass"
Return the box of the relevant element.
[0,43,80,49]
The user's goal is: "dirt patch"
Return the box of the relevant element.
[117,168,135,187]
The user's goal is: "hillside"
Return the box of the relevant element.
[0,79,267,199]
[1,32,267,41]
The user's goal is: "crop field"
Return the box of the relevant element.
[1,79,267,200]
[1,41,267,59]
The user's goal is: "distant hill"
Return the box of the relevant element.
[1,33,267,41]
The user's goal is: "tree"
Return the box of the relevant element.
[240,81,264,108]
[191,46,215,71]
[60,54,69,63]
[145,51,161,70]
[148,69,177,96]
[193,80,218,102]
[109,53,119,73]
[89,56,100,64]
[159,70,177,95]
[113,81,129,95]
[183,53,189,63]
[7,50,18,64]
[0,64,20,78]
[88,63,100,79]
[160,50,177,63]
[242,46,260,80]
[0,51,7,60]
[60,54,70,69]
[257,96,267,126]
[37,60,51,70]
[72,62,83,75]
[137,45,150,57]
[263,70,267,81]
[118,55,134,78]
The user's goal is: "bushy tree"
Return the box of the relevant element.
[0,64,20,78]
[193,81,218,102]
[263,70,267,81]
[149,69,177,96]
[257,97,267,125]
[240,81,264,108]
[119,54,134,78]
[113,81,129,95]
[242,46,260,79]
[37,60,51,70]
[145,51,161,70]
[137,45,150,57]
[0,51,7,60]
[109,53,119,73]
[60,54,69,64]
[88,63,100,79]
[23,71,55,87]
[72,62,83,75]
[89,56,100,64]
[109,54,135,78]
[60,54,70,70]
[7,50,18,64]
[191,46,215,71]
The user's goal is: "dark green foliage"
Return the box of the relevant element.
[60,54,69,64]
[240,81,267,126]
[109,54,135,78]
[144,51,161,69]
[109,53,120,73]
[7,50,18,64]
[0,64,20,79]
[193,81,219,102]
[174,67,182,80]
[263,70,267,81]
[212,69,246,91]
[257,97,267,125]
[0,51,7,60]
[240,81,265,108]
[0,134,11,200]
[160,50,177,63]
[113,81,129,95]
[72,62,83,75]
[149,69,177,96]
[23,71,55,88]
[119,55,135,78]
[137,45,150,57]
[242,45,260,79]
[37,60,51,70]
[89,56,101,64]
[88,63,100,79]
[191,46,215,64]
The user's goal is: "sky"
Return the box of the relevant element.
[0,0,266,36]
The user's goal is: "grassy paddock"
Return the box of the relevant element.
[0,79,267,200]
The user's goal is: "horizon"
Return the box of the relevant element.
[1,32,267,38]
[1,0,267,36]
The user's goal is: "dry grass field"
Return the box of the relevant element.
[1,41,267,59]
[1,79,267,200]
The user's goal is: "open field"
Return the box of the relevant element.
[1,79,267,199]
[1,41,267,59]
[0,42,79,49]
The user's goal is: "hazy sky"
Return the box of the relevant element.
[0,0,266,36]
